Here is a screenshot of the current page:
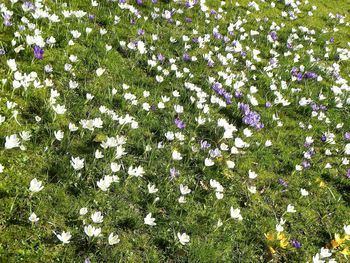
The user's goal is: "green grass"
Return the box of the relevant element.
[1,0,350,262]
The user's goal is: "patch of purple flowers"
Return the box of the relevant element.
[211,82,232,104]
[34,45,44,59]
[239,103,264,129]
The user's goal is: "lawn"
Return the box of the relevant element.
[1,0,350,262]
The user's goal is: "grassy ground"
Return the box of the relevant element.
[1,0,350,262]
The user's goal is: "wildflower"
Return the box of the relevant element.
[84,225,101,237]
[91,211,103,223]
[33,45,44,59]
[28,213,39,222]
[70,157,85,171]
[108,233,120,245]
[29,178,44,193]
[144,213,156,226]
[5,134,20,149]
[291,240,301,248]
[230,207,243,220]
[56,231,72,244]
[177,232,190,245]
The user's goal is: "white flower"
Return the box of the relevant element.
[79,207,88,215]
[226,160,235,169]
[343,225,350,235]
[91,211,103,223]
[110,162,121,172]
[248,186,257,194]
[29,178,44,193]
[84,225,101,237]
[147,183,158,194]
[345,144,350,155]
[97,177,112,191]
[248,170,258,179]
[265,140,272,147]
[144,213,156,226]
[300,188,309,196]
[108,233,120,245]
[128,165,145,177]
[172,150,182,161]
[96,68,105,77]
[234,137,248,148]
[70,156,85,171]
[7,59,17,71]
[5,134,21,149]
[230,207,243,220]
[287,204,296,213]
[53,104,67,114]
[320,247,332,258]
[20,131,31,141]
[0,164,4,173]
[56,231,72,244]
[28,212,39,222]
[177,232,190,245]
[276,224,284,232]
[204,158,214,166]
[54,130,64,141]
[180,184,191,195]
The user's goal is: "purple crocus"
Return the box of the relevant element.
[347,169,350,178]
[344,132,350,140]
[200,140,211,149]
[136,0,143,5]
[33,45,44,59]
[291,240,301,249]
[137,29,145,36]
[270,31,278,41]
[175,118,186,129]
[0,49,5,55]
[183,53,191,62]
[2,13,12,26]
[321,134,327,142]
[277,178,288,188]
[303,71,318,80]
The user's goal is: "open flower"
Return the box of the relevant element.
[56,231,72,244]
[177,232,190,245]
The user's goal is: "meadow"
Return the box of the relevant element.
[1,0,350,262]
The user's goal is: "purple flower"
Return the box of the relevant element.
[207,60,214,67]
[344,132,350,140]
[235,90,243,99]
[330,37,334,43]
[185,18,192,23]
[183,53,191,62]
[303,71,318,80]
[277,178,288,188]
[0,49,5,55]
[157,53,165,61]
[321,134,327,142]
[270,31,278,41]
[291,240,301,249]
[200,140,211,149]
[265,102,272,108]
[302,161,311,169]
[88,14,95,20]
[347,169,350,178]
[136,0,143,5]
[287,43,293,49]
[33,45,44,59]
[137,29,145,36]
[175,118,186,129]
[2,13,12,27]
[170,167,179,179]
[212,82,232,104]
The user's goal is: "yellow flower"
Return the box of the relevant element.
[280,238,288,249]
[268,246,276,254]
[319,180,326,188]
[340,248,350,256]
[265,232,275,241]
[331,233,345,248]
[277,232,286,241]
